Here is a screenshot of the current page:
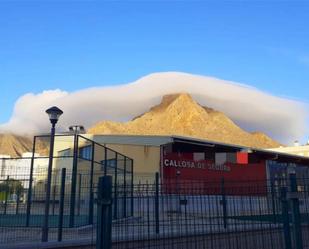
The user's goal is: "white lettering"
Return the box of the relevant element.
[163,158,231,172]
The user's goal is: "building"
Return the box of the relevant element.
[270,141,309,157]
[0,136,134,223]
[0,152,48,188]
[72,134,309,187]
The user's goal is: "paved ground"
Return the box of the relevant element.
[0,215,294,245]
[1,204,309,249]
[0,214,89,227]
[54,228,309,249]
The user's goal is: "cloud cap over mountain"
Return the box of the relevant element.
[89,93,281,148]
[0,72,307,144]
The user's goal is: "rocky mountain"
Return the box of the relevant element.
[0,93,280,157]
[0,133,33,157]
[88,93,281,148]
[0,133,49,157]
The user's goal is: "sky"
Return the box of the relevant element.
[0,1,309,141]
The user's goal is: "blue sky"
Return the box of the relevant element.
[0,1,308,125]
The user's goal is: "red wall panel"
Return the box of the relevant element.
[161,153,267,195]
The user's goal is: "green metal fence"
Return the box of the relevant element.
[1,164,309,249]
[96,172,309,249]
[0,134,134,246]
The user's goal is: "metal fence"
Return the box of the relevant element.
[0,134,134,246]
[0,171,133,246]
[1,171,309,249]
[96,173,309,249]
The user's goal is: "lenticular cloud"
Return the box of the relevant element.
[0,72,307,144]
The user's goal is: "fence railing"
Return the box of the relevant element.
[1,173,309,249]
[0,169,133,246]
[96,173,309,249]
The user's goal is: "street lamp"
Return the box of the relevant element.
[69,125,85,134]
[46,106,63,126]
[42,106,63,242]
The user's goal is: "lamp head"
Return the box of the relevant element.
[68,125,85,134]
[80,126,85,133]
[46,106,63,125]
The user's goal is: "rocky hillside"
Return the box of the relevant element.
[0,133,49,157]
[0,133,33,157]
[0,93,281,156]
[88,93,281,148]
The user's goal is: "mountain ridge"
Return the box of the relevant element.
[89,93,281,148]
[0,133,33,157]
[0,93,281,157]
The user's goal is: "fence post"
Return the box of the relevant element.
[155,172,160,234]
[4,176,9,215]
[58,168,66,242]
[88,141,95,225]
[123,157,127,218]
[113,153,118,220]
[16,189,20,215]
[77,173,82,216]
[270,180,277,222]
[288,171,303,249]
[69,134,79,227]
[280,186,292,249]
[221,177,228,229]
[26,136,36,226]
[176,170,181,213]
[96,176,113,249]
[131,160,134,217]
[52,185,56,215]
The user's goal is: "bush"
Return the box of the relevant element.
[0,179,24,195]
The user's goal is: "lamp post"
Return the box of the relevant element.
[42,106,63,242]
[68,125,85,227]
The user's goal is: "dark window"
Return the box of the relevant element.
[58,149,71,157]
[101,159,117,171]
[79,145,92,160]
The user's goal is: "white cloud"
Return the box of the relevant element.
[0,72,308,144]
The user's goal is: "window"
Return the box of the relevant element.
[100,159,117,171]
[58,149,71,157]
[79,145,92,160]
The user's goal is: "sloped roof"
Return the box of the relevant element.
[88,134,309,165]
